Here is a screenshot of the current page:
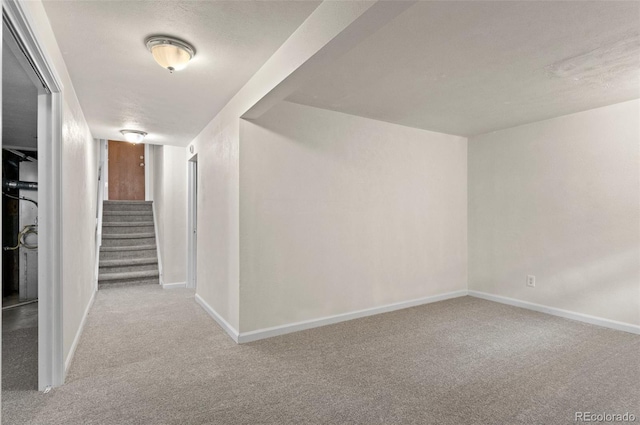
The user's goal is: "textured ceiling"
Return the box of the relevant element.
[2,38,38,150]
[287,1,640,137]
[42,0,321,146]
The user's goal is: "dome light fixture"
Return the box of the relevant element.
[120,129,147,144]
[145,35,196,73]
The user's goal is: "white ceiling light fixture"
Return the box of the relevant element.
[145,35,196,73]
[120,129,147,144]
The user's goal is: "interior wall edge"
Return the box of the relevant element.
[237,290,469,344]
[162,282,186,289]
[63,287,97,379]
[467,99,639,327]
[468,290,640,335]
[195,294,240,343]
[152,202,164,286]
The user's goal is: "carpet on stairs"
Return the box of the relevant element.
[98,201,160,287]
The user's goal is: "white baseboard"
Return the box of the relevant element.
[64,288,97,378]
[468,290,640,335]
[195,294,239,342]
[237,290,469,343]
[162,282,186,289]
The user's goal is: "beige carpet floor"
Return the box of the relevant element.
[2,285,639,424]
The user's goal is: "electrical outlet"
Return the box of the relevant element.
[527,275,536,287]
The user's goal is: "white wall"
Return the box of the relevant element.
[186,1,638,338]
[19,1,99,364]
[468,100,640,326]
[239,101,468,332]
[189,120,240,329]
[61,95,97,363]
[186,2,398,333]
[151,144,187,285]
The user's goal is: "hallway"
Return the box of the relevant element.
[2,285,638,425]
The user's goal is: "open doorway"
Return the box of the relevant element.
[187,155,197,289]
[3,1,66,392]
[2,18,40,391]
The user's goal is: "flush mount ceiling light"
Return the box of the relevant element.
[145,35,196,73]
[120,129,147,144]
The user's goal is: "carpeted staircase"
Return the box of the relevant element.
[98,201,160,287]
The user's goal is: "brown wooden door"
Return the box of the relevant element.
[108,140,145,200]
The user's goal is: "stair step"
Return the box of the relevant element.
[103,211,152,216]
[103,214,153,223]
[102,233,155,239]
[104,201,152,204]
[98,270,159,282]
[101,238,155,248]
[100,244,156,252]
[100,246,157,261]
[99,257,158,267]
[102,222,154,227]
[103,201,153,212]
[99,263,159,274]
[102,227,155,236]
[99,279,159,289]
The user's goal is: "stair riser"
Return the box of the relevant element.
[103,215,153,223]
[99,263,158,274]
[100,249,157,261]
[103,204,153,212]
[101,237,156,247]
[98,278,159,288]
[102,225,155,235]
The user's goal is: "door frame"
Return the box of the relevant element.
[106,140,146,201]
[94,140,108,291]
[104,142,150,201]
[186,155,197,289]
[144,144,150,201]
[3,0,65,390]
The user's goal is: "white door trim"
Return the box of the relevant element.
[94,140,107,291]
[3,0,65,390]
[103,141,109,200]
[186,156,197,289]
[152,201,164,286]
[144,144,150,201]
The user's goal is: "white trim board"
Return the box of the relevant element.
[195,294,239,342]
[162,282,186,289]
[186,156,198,289]
[197,288,640,344]
[151,202,164,286]
[195,290,467,344]
[144,144,151,201]
[239,290,468,343]
[64,288,97,378]
[93,139,107,292]
[468,291,640,335]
